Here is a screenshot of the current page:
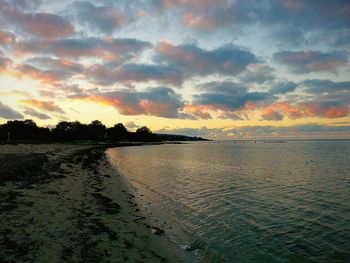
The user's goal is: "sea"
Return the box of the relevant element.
[106,140,350,262]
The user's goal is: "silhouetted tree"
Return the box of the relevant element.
[131,126,159,141]
[106,123,128,141]
[52,121,89,141]
[88,120,106,140]
[0,119,50,141]
[136,126,151,135]
[0,119,200,143]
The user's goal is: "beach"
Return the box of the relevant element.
[0,143,186,262]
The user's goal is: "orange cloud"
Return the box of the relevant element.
[304,103,349,118]
[260,102,350,120]
[0,30,16,44]
[15,64,61,84]
[161,0,228,9]
[184,104,212,119]
[261,107,283,121]
[157,40,201,65]
[21,98,65,114]
[19,13,75,39]
[183,13,216,29]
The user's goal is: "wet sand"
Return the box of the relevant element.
[0,143,186,262]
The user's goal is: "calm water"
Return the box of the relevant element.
[107,141,350,262]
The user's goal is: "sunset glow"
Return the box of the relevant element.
[0,0,349,139]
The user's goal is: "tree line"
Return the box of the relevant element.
[0,120,158,142]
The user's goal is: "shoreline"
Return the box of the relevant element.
[0,143,187,262]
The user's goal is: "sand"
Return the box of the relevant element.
[0,143,187,262]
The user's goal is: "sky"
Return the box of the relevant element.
[0,0,349,139]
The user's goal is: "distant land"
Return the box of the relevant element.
[0,119,208,143]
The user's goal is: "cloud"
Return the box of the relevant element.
[0,1,75,39]
[302,79,350,93]
[29,56,84,72]
[180,82,273,120]
[183,104,212,119]
[157,124,350,139]
[269,81,298,95]
[0,56,12,71]
[182,10,233,30]
[73,86,187,118]
[261,108,284,121]
[156,0,350,54]
[19,57,85,84]
[259,101,350,120]
[69,1,128,33]
[0,101,23,119]
[193,81,270,111]
[185,78,350,120]
[23,107,51,119]
[303,101,349,118]
[15,37,151,62]
[21,98,65,114]
[125,121,140,130]
[5,0,43,11]
[85,63,184,86]
[152,0,237,29]
[239,64,275,84]
[156,41,257,76]
[0,30,16,45]
[227,124,350,139]
[154,0,228,10]
[273,50,348,74]
[15,64,70,84]
[17,13,75,39]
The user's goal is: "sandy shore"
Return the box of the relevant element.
[0,143,186,262]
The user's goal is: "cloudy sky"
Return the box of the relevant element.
[0,0,349,139]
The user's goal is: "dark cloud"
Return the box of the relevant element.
[302,79,350,93]
[16,37,151,62]
[17,13,75,39]
[25,57,84,81]
[332,30,350,47]
[85,63,184,86]
[194,81,271,111]
[0,30,16,46]
[69,1,128,33]
[73,86,188,118]
[0,1,75,39]
[269,81,298,95]
[239,64,275,84]
[273,50,348,74]
[16,64,72,84]
[156,41,257,76]
[0,102,24,119]
[23,107,51,119]
[4,0,43,11]
[151,0,350,42]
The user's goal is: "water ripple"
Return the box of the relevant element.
[107,141,350,263]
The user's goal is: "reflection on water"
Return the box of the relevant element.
[107,141,350,262]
